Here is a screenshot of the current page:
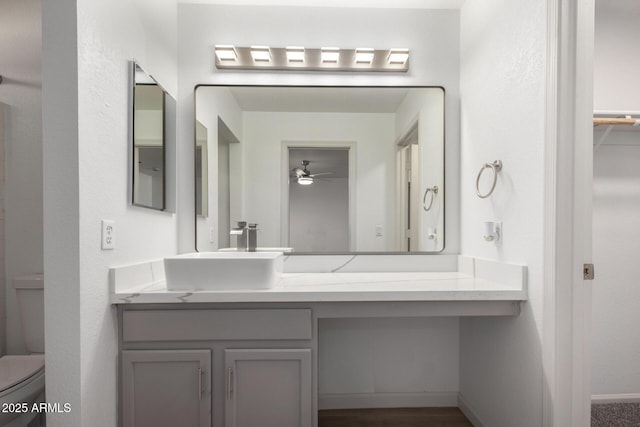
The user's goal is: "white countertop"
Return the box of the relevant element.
[111,271,527,304]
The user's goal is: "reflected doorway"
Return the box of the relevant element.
[396,123,421,251]
[288,148,350,252]
[217,118,239,249]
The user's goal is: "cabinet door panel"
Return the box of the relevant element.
[225,349,311,427]
[122,349,211,427]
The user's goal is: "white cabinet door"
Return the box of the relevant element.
[122,349,211,427]
[224,349,312,427]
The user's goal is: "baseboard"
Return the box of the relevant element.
[458,394,488,427]
[318,392,458,410]
[591,393,640,404]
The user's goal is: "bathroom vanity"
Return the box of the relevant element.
[119,307,312,427]
[111,255,526,427]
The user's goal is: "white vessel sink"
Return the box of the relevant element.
[164,252,283,291]
[218,247,293,253]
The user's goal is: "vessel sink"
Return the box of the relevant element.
[164,252,283,291]
[218,247,293,253]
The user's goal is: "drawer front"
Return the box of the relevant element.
[123,309,312,342]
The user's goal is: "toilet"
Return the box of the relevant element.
[0,275,45,427]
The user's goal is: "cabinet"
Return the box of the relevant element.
[224,349,312,427]
[119,308,314,427]
[121,349,211,427]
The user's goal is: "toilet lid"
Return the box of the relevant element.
[0,355,45,392]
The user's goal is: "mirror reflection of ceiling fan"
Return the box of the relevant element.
[291,160,333,185]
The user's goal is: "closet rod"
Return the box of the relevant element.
[593,117,640,126]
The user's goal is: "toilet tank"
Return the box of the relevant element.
[13,274,44,354]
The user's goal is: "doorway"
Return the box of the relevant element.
[396,122,421,252]
[287,147,350,252]
[217,117,239,249]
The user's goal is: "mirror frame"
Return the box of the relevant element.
[194,84,446,255]
[129,61,167,211]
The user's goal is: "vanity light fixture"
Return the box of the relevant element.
[214,45,237,62]
[321,47,340,63]
[355,48,375,64]
[213,46,409,72]
[388,48,410,65]
[297,176,314,185]
[250,46,271,62]
[286,47,305,63]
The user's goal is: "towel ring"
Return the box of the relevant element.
[476,160,502,199]
[422,185,438,212]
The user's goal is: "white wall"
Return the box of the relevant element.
[319,317,459,403]
[242,112,396,251]
[458,0,545,425]
[0,0,43,357]
[42,0,178,425]
[592,146,640,395]
[593,0,640,114]
[591,0,640,397]
[178,3,461,404]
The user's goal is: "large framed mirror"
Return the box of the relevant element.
[130,62,172,210]
[195,86,445,254]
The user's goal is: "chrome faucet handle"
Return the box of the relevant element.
[247,223,258,252]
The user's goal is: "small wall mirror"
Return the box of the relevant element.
[195,86,445,254]
[131,62,168,210]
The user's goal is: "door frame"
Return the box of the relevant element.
[543,0,594,425]
[395,119,420,251]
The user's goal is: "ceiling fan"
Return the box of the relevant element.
[291,160,333,185]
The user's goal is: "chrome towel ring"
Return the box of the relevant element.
[475,160,502,199]
[422,185,438,211]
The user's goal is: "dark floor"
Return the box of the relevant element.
[318,407,474,427]
[592,402,640,427]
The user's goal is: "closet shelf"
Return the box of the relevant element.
[593,117,640,128]
[593,113,640,149]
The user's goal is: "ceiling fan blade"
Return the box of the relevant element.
[309,172,333,177]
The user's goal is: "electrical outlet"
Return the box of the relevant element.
[375,225,383,237]
[101,220,115,250]
[209,228,215,244]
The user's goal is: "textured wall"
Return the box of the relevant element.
[42,0,178,425]
[458,0,546,425]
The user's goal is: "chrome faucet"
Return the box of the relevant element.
[230,221,249,251]
[247,224,259,252]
